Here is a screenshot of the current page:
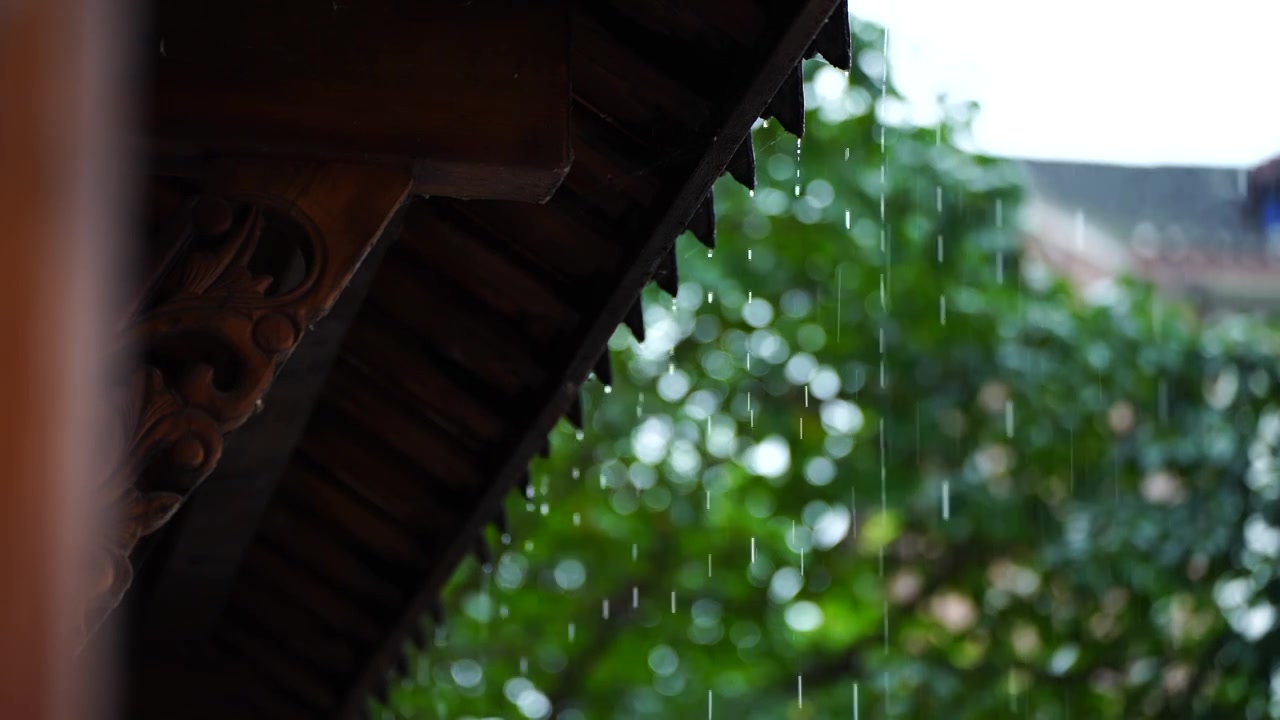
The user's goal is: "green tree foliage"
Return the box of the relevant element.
[385,18,1280,720]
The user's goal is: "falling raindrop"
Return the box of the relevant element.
[879,418,887,579]
[845,208,851,230]
[671,591,677,614]
[750,537,756,564]
[707,553,712,577]
[939,295,947,325]
[853,682,859,719]
[937,234,944,263]
[851,487,858,538]
[1005,399,1015,438]
[568,623,575,642]
[602,599,609,619]
[836,268,843,342]
[632,586,638,608]
[1069,429,1076,494]
[794,139,803,197]
[942,480,951,520]
[748,249,753,261]
[883,600,889,651]
[798,676,803,708]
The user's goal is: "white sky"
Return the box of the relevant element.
[852,0,1279,167]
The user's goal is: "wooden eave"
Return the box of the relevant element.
[122,1,853,717]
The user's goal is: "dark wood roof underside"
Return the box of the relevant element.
[129,1,851,717]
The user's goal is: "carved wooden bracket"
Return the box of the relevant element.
[84,163,410,643]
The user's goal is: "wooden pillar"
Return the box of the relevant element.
[0,0,130,717]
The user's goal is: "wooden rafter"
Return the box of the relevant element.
[340,0,845,713]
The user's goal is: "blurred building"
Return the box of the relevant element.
[1017,156,1280,313]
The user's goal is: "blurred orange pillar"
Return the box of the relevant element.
[0,1,129,718]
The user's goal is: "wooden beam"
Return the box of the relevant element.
[89,161,410,643]
[149,0,571,202]
[0,0,128,715]
[338,1,844,715]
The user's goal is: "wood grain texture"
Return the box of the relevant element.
[151,0,572,202]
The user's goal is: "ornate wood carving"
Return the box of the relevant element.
[85,163,409,641]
